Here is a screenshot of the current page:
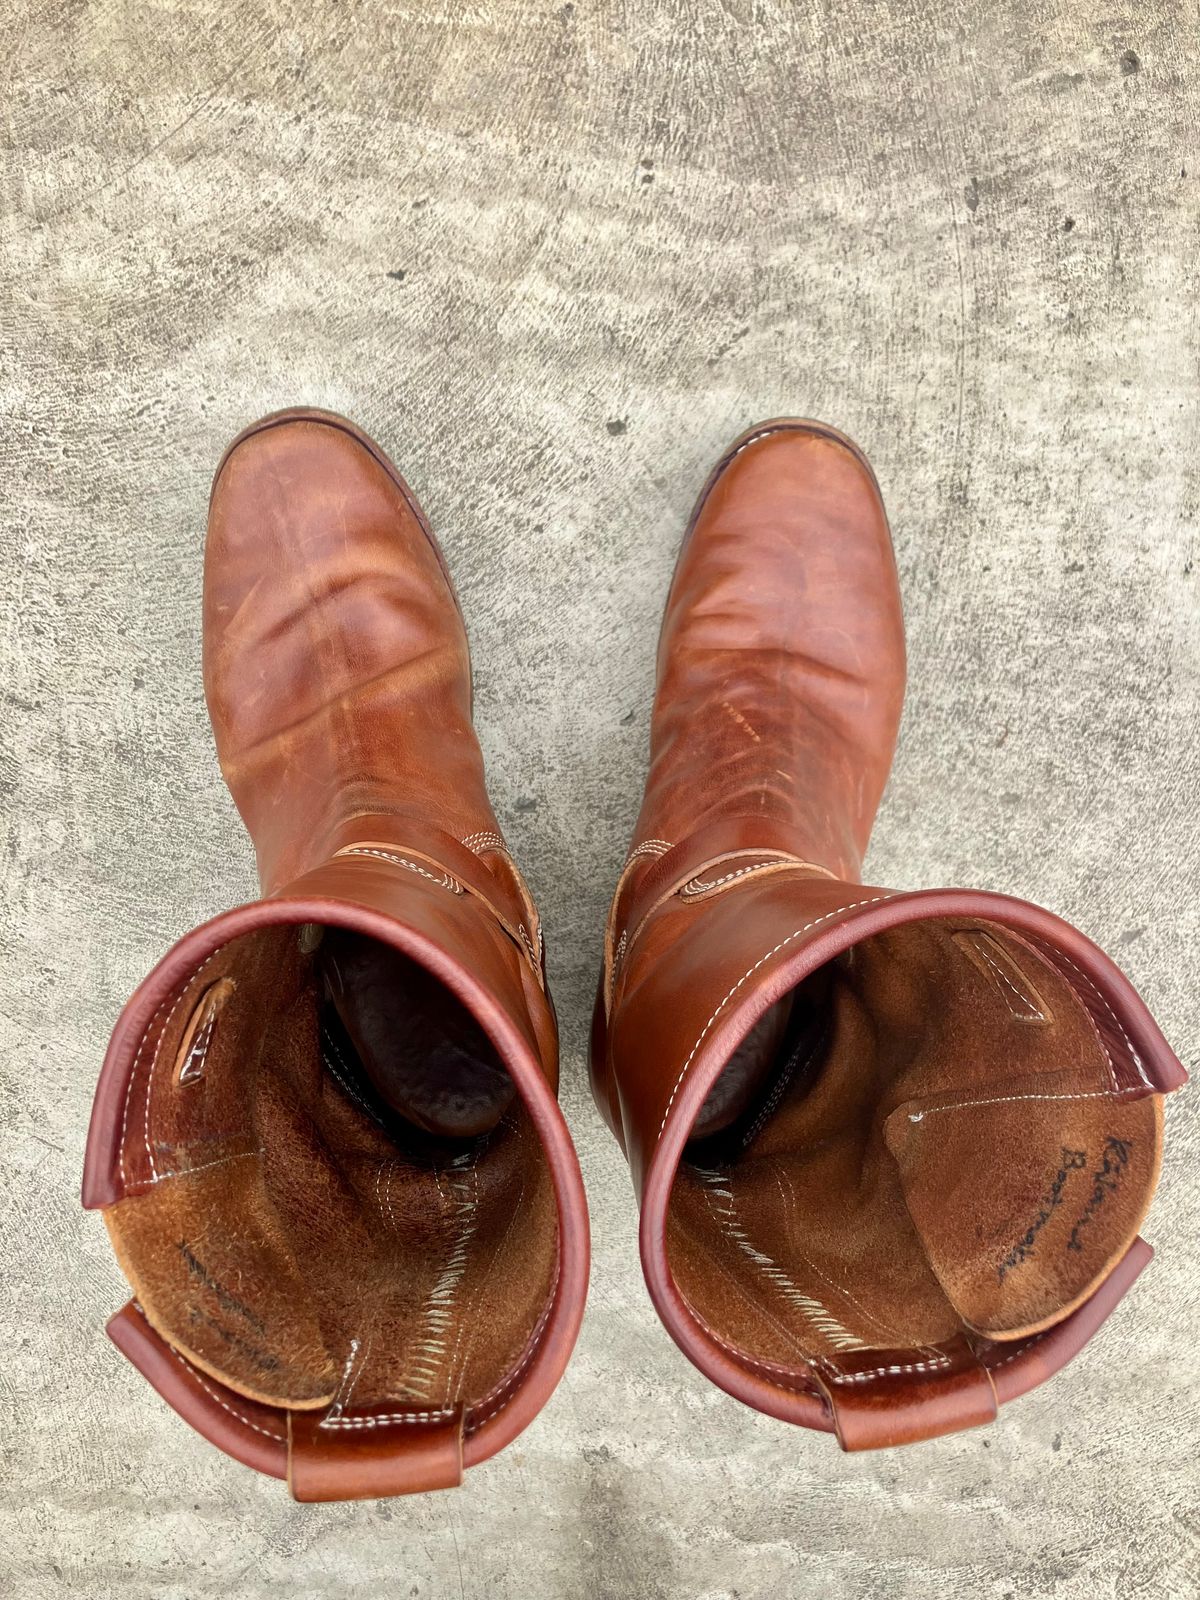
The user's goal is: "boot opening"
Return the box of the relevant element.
[103,925,557,1417]
[667,916,1163,1378]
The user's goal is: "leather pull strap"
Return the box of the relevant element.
[287,1405,464,1502]
[813,1335,997,1451]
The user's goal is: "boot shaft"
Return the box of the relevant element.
[630,420,906,882]
[84,413,588,1499]
[204,410,498,894]
[594,420,1185,1449]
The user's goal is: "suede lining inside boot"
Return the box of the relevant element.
[667,916,1162,1376]
[103,926,557,1419]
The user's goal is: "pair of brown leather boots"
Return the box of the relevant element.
[84,409,1185,1500]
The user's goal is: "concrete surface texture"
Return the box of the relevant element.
[2,1,1197,1595]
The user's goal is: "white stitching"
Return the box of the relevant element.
[696,1317,820,1383]
[1022,936,1120,1088]
[469,1261,561,1429]
[987,1342,1034,1373]
[319,1411,456,1429]
[681,859,837,896]
[693,1315,826,1396]
[828,1356,952,1384]
[407,1154,478,1404]
[767,1159,938,1358]
[172,1347,286,1441]
[1024,933,1152,1089]
[673,1208,829,1369]
[461,830,507,855]
[727,423,797,463]
[325,1336,364,1418]
[321,1026,378,1119]
[907,1087,1132,1123]
[320,1338,455,1428]
[438,1175,477,1404]
[375,1159,399,1230]
[682,863,778,895]
[624,839,673,865]
[963,936,1045,1020]
[134,947,230,1184]
[339,1343,370,1414]
[656,896,896,1140]
[119,988,176,1186]
[449,1153,527,1402]
[150,1148,263,1184]
[972,941,1042,1016]
[317,1338,455,1430]
[177,1007,219,1084]
[333,846,463,894]
[385,1161,400,1231]
[696,1167,866,1351]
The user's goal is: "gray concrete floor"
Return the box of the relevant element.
[3,2,1198,1596]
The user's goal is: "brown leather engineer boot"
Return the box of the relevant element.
[591,420,1185,1451]
[83,410,588,1500]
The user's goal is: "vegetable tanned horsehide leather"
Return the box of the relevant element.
[590,419,1185,1450]
[83,410,589,1500]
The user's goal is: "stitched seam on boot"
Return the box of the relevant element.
[337,841,545,979]
[624,839,672,866]
[906,1087,1135,1123]
[765,1157,941,1359]
[151,1148,263,1185]
[468,1259,561,1430]
[692,1315,827,1397]
[461,831,508,855]
[1020,932,1152,1090]
[697,1168,866,1353]
[987,1342,1035,1372]
[319,1339,455,1429]
[827,1356,953,1385]
[655,896,897,1140]
[737,1025,830,1150]
[444,1125,528,1406]
[333,845,463,894]
[953,930,1049,1022]
[681,858,837,896]
[406,1155,479,1406]
[169,1341,287,1441]
[321,1025,381,1122]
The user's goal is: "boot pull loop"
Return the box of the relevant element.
[172,977,237,1086]
[812,1335,998,1451]
[287,1402,465,1501]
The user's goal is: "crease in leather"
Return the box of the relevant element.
[815,1335,998,1452]
[591,421,1185,1448]
[87,411,587,1498]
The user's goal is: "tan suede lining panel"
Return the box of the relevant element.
[104,927,557,1420]
[668,917,1162,1376]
